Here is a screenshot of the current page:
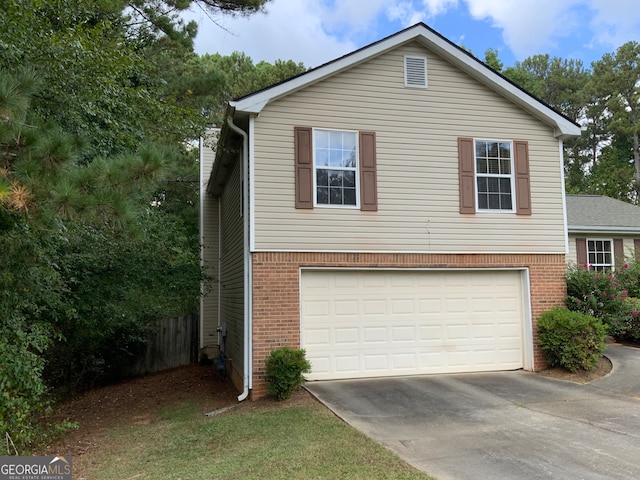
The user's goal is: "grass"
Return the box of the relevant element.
[83,398,434,480]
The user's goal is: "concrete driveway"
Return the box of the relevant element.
[306,346,640,480]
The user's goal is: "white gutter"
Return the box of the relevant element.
[227,117,251,402]
[559,139,569,256]
[569,226,640,234]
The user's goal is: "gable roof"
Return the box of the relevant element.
[566,195,640,234]
[229,22,581,140]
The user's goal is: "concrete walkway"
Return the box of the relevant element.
[306,345,640,480]
[590,344,640,396]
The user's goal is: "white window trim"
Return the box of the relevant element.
[404,55,428,88]
[474,138,516,213]
[587,238,614,271]
[312,128,360,209]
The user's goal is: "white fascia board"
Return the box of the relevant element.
[569,226,640,234]
[231,24,581,139]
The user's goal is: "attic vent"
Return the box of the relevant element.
[404,55,427,88]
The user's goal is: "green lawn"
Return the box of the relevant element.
[84,399,435,480]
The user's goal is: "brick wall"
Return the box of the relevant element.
[250,252,566,399]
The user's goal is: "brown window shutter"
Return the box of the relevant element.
[614,238,624,266]
[359,131,377,211]
[635,239,640,260]
[514,141,531,215]
[294,126,313,209]
[458,137,475,214]
[576,238,587,266]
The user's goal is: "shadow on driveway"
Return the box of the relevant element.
[306,345,640,480]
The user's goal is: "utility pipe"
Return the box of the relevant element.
[227,116,251,402]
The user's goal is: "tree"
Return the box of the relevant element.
[591,41,640,197]
[586,136,635,202]
[483,48,503,72]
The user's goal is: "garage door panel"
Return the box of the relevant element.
[301,270,525,381]
[335,328,359,345]
[304,328,330,346]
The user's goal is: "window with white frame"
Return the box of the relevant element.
[314,129,358,207]
[587,239,613,271]
[475,140,514,211]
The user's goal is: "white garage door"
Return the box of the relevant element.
[301,269,525,381]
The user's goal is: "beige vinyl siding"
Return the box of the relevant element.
[251,42,566,253]
[200,145,219,350]
[220,158,245,376]
[567,234,638,267]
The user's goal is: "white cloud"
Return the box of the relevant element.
[463,0,583,59]
[588,0,640,53]
[188,0,359,67]
[421,0,459,17]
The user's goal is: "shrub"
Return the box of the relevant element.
[607,297,640,343]
[265,347,311,400]
[565,262,640,343]
[565,264,625,321]
[537,308,607,372]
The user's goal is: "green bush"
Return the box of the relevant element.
[565,264,625,321]
[265,347,311,400]
[537,307,607,372]
[565,262,640,342]
[607,297,640,343]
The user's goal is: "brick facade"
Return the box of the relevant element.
[250,252,566,399]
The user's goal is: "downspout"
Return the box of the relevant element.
[198,136,205,350]
[559,139,569,256]
[227,116,251,402]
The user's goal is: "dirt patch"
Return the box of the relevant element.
[37,364,316,464]
[37,365,239,459]
[536,355,613,384]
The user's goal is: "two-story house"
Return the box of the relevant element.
[200,23,581,400]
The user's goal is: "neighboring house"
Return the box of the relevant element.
[200,23,581,400]
[566,194,640,270]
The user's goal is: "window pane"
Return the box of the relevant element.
[500,158,511,174]
[588,252,596,263]
[488,158,499,174]
[343,132,356,152]
[316,149,329,167]
[330,187,343,205]
[499,142,511,159]
[329,131,343,149]
[344,171,355,188]
[315,130,329,149]
[499,178,511,193]
[329,170,343,187]
[344,149,356,168]
[488,142,499,157]
[501,193,512,210]
[488,177,499,192]
[316,169,328,187]
[477,177,488,193]
[317,187,328,204]
[477,158,488,174]
[488,193,500,209]
[344,188,356,205]
[327,149,341,167]
[478,194,488,209]
[476,141,487,158]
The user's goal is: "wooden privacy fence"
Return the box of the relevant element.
[123,313,199,377]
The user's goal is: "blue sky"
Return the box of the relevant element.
[186,0,640,69]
